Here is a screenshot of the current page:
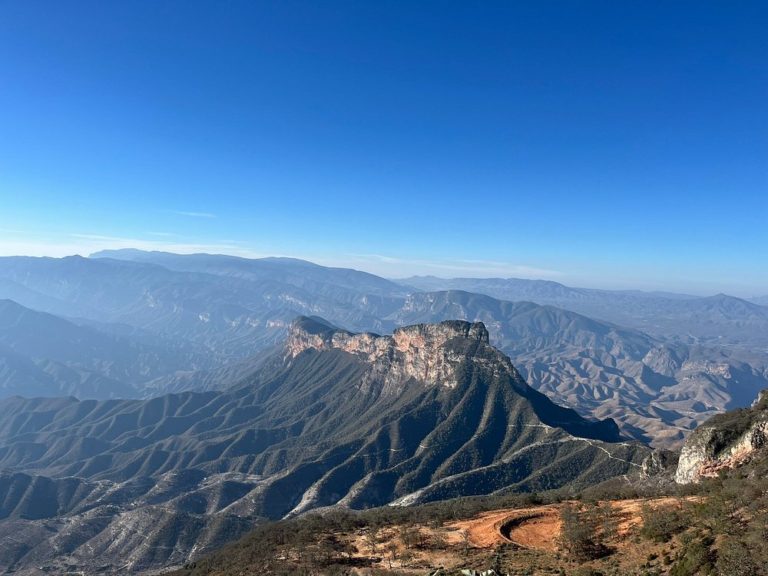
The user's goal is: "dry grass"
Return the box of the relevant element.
[331,497,696,574]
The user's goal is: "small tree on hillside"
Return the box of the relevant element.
[398,523,421,549]
[558,503,612,561]
[364,525,381,556]
[384,540,399,569]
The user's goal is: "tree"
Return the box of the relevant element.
[398,523,421,549]
[460,529,471,557]
[431,529,447,550]
[669,531,714,576]
[558,503,611,561]
[640,502,685,543]
[364,526,381,556]
[716,537,762,576]
[384,540,399,569]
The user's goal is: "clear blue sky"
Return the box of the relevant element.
[1,1,766,295]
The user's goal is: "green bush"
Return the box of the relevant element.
[558,503,614,561]
[669,532,714,576]
[639,503,685,543]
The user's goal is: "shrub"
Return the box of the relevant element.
[715,537,763,576]
[639,503,685,543]
[669,532,714,576]
[558,503,613,561]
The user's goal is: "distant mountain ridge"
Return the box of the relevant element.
[386,290,768,447]
[0,251,766,449]
[0,254,400,358]
[0,318,647,574]
[91,249,408,298]
[749,295,768,307]
[401,276,768,348]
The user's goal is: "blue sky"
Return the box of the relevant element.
[0,1,766,295]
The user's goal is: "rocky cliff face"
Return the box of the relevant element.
[675,389,768,484]
[286,316,516,394]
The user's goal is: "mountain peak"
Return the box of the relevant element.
[394,318,490,344]
[287,317,492,389]
[288,317,489,354]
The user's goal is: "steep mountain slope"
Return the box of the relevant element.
[0,319,648,574]
[0,300,209,399]
[402,277,768,347]
[388,291,768,447]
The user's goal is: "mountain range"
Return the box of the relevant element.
[0,250,766,447]
[402,276,768,348]
[389,290,768,446]
[0,318,648,574]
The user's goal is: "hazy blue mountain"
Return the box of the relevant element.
[0,299,211,399]
[92,249,408,298]
[0,277,77,318]
[1,251,766,447]
[0,319,647,574]
[387,291,768,447]
[401,275,590,301]
[750,295,768,306]
[400,276,768,347]
[0,342,135,399]
[0,255,400,358]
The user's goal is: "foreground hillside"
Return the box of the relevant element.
[171,496,689,576]
[173,390,768,576]
[0,319,647,574]
[172,476,767,576]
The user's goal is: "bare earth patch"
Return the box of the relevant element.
[336,497,697,573]
[445,497,691,552]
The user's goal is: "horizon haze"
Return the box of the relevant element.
[1,1,767,295]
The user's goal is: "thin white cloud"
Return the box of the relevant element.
[172,211,217,219]
[314,253,562,279]
[0,233,266,260]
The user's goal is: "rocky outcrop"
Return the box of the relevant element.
[286,316,507,393]
[675,389,768,484]
[641,449,678,478]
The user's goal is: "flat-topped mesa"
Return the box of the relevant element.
[286,317,500,390]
